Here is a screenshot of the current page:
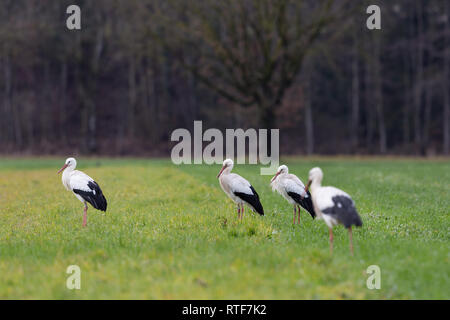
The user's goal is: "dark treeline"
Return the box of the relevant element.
[0,0,449,156]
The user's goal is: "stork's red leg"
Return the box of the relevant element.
[237,204,241,220]
[348,227,354,256]
[293,205,296,224]
[241,205,244,219]
[82,203,88,227]
[329,228,333,254]
[297,205,301,224]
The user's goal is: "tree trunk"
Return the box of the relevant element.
[444,62,449,154]
[374,35,386,154]
[351,31,360,153]
[444,0,450,155]
[422,83,432,154]
[304,71,314,155]
[187,57,198,122]
[128,55,137,139]
[151,50,160,141]
[260,102,276,156]
[365,36,375,153]
[402,42,411,148]
[60,61,68,145]
[77,28,102,154]
[85,29,104,153]
[3,52,13,144]
[304,100,314,155]
[413,0,424,155]
[4,51,22,148]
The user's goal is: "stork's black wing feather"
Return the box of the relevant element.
[234,185,264,216]
[322,195,362,228]
[287,191,316,218]
[73,181,107,212]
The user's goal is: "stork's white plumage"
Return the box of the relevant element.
[271,165,315,224]
[58,157,107,227]
[217,159,264,219]
[305,167,362,255]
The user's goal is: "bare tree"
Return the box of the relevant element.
[444,0,450,155]
[374,34,386,154]
[151,0,341,153]
[0,0,448,156]
[350,25,360,152]
[364,34,375,153]
[303,66,314,155]
[413,0,425,155]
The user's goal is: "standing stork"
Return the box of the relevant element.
[57,157,107,227]
[270,165,315,224]
[305,167,362,255]
[217,159,264,219]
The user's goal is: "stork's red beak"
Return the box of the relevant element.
[217,165,226,178]
[305,180,312,193]
[271,171,280,183]
[57,164,68,174]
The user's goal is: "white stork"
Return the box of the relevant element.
[305,167,362,255]
[270,165,315,224]
[217,159,264,219]
[57,157,107,227]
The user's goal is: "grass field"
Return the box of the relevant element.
[0,157,448,299]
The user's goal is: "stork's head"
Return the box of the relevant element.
[217,158,233,178]
[271,165,288,182]
[57,157,77,174]
[305,167,323,192]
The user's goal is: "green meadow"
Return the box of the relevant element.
[0,157,448,299]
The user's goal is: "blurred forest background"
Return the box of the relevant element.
[0,0,449,156]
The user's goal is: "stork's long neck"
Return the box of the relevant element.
[272,172,285,186]
[309,179,321,193]
[218,166,233,195]
[223,166,232,176]
[271,173,283,191]
[62,166,74,190]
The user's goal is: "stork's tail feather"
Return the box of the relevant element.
[94,194,107,212]
[73,181,107,212]
[287,191,316,218]
[248,186,264,216]
[234,186,264,216]
[251,199,265,216]
[299,191,316,218]
[322,195,362,228]
[350,212,363,227]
